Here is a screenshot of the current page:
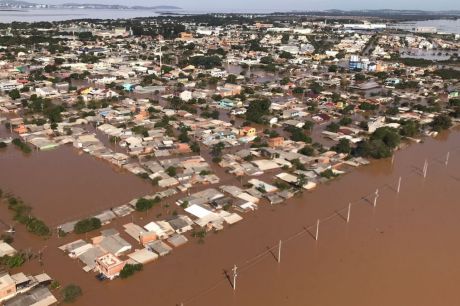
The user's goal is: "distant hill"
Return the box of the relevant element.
[0,0,38,7]
[285,9,460,19]
[0,0,181,9]
[132,5,181,10]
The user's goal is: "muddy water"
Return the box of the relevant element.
[1,129,460,306]
[0,144,153,226]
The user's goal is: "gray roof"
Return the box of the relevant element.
[167,216,191,231]
[101,228,119,237]
[147,240,172,256]
[167,234,188,247]
[5,286,56,306]
[99,236,131,255]
[78,246,104,269]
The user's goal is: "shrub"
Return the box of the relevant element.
[120,263,143,279]
[26,217,50,237]
[135,197,159,212]
[320,169,337,179]
[12,138,32,154]
[74,218,101,234]
[61,284,82,303]
[0,253,25,268]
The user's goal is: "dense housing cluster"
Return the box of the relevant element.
[0,12,459,303]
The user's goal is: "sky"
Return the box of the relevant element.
[37,0,460,11]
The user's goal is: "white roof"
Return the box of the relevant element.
[276,172,298,184]
[144,221,167,238]
[251,159,280,171]
[185,204,213,218]
[0,241,17,257]
[219,211,243,224]
[237,192,259,203]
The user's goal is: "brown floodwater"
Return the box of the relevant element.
[1,128,460,306]
[0,144,154,226]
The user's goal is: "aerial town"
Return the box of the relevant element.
[0,11,459,306]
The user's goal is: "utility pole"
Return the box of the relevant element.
[445,152,450,167]
[373,189,379,207]
[397,176,402,194]
[391,154,395,165]
[315,219,320,241]
[232,265,238,291]
[278,240,282,263]
[347,203,351,223]
[423,159,428,178]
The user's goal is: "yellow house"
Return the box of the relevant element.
[239,127,256,137]
[80,87,93,95]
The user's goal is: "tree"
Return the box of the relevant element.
[120,263,143,279]
[299,145,314,156]
[8,89,20,100]
[260,56,274,65]
[339,117,352,126]
[303,120,314,131]
[211,142,225,157]
[355,73,366,81]
[166,166,177,177]
[288,127,312,143]
[332,138,351,154]
[178,129,190,143]
[328,65,338,73]
[61,284,82,303]
[245,98,271,124]
[189,55,222,69]
[190,141,200,153]
[280,77,290,85]
[0,253,25,268]
[309,82,323,94]
[430,114,452,132]
[169,96,185,110]
[354,127,400,159]
[399,120,419,137]
[226,74,237,84]
[279,51,294,59]
[12,138,32,154]
[326,122,340,133]
[26,218,50,236]
[74,218,101,234]
[135,197,159,212]
[371,127,400,149]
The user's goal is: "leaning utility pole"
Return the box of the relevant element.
[423,159,428,178]
[347,203,351,223]
[373,189,379,207]
[397,176,402,194]
[232,265,238,291]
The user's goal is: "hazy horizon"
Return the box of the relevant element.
[24,0,460,11]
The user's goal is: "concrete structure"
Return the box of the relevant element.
[95,253,126,280]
